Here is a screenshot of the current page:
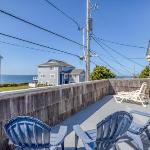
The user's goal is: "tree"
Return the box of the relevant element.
[90,65,116,80]
[139,66,149,78]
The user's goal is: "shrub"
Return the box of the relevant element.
[90,65,116,80]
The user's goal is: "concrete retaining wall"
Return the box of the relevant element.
[0,80,110,141]
[0,78,149,147]
[109,79,150,95]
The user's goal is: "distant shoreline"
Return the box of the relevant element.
[1,74,36,76]
[0,75,35,84]
[0,74,133,84]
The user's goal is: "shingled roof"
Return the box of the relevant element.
[70,69,85,74]
[38,59,75,67]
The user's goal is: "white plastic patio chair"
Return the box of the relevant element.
[114,82,148,107]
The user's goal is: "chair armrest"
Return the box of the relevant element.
[51,126,67,146]
[73,125,94,144]
[118,90,137,94]
[128,122,144,134]
[139,93,147,96]
[135,90,140,93]
[130,110,150,118]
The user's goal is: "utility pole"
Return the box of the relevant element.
[85,0,91,81]
[146,40,150,98]
[0,55,3,83]
[133,64,135,78]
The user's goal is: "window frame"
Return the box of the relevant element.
[50,74,55,78]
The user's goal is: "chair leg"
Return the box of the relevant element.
[75,134,79,150]
[114,96,122,103]
[115,143,121,150]
[145,129,150,141]
[139,96,147,107]
[61,141,64,150]
[126,132,143,150]
[111,143,120,150]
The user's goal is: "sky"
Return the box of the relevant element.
[0,0,150,76]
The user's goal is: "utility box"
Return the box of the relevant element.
[89,18,93,32]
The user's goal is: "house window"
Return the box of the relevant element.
[50,74,55,78]
[71,75,77,78]
[41,75,45,78]
[73,75,77,78]
[64,74,68,79]
[49,67,55,70]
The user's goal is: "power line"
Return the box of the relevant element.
[128,58,145,60]
[92,35,145,68]
[90,60,97,66]
[91,60,113,73]
[100,41,145,67]
[96,37,146,49]
[0,32,81,58]
[91,36,134,75]
[90,59,123,75]
[0,9,84,47]
[90,60,123,76]
[0,39,64,55]
[43,0,81,30]
[95,55,122,75]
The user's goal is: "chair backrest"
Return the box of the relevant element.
[139,82,147,94]
[95,111,133,150]
[4,116,51,149]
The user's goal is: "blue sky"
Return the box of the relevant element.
[0,0,149,75]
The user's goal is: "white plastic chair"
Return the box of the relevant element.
[114,82,148,107]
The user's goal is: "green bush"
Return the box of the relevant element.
[37,84,47,87]
[90,65,116,80]
[139,66,149,78]
[0,82,28,87]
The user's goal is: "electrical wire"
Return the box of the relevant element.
[92,36,134,75]
[99,38,146,49]
[0,9,84,47]
[43,0,81,30]
[100,41,145,67]
[96,55,122,75]
[0,32,81,58]
[0,39,68,55]
[92,35,145,68]
[128,58,145,60]
[90,60,123,76]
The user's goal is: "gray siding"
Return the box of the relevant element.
[79,73,85,82]
[69,73,85,83]
[38,67,59,85]
[38,65,85,85]
[58,67,62,84]
[69,74,79,83]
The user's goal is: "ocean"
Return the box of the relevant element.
[0,75,132,84]
[1,75,35,84]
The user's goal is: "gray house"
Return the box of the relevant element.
[37,59,85,85]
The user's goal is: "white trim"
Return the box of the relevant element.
[50,74,55,78]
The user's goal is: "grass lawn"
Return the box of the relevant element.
[0,85,29,92]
